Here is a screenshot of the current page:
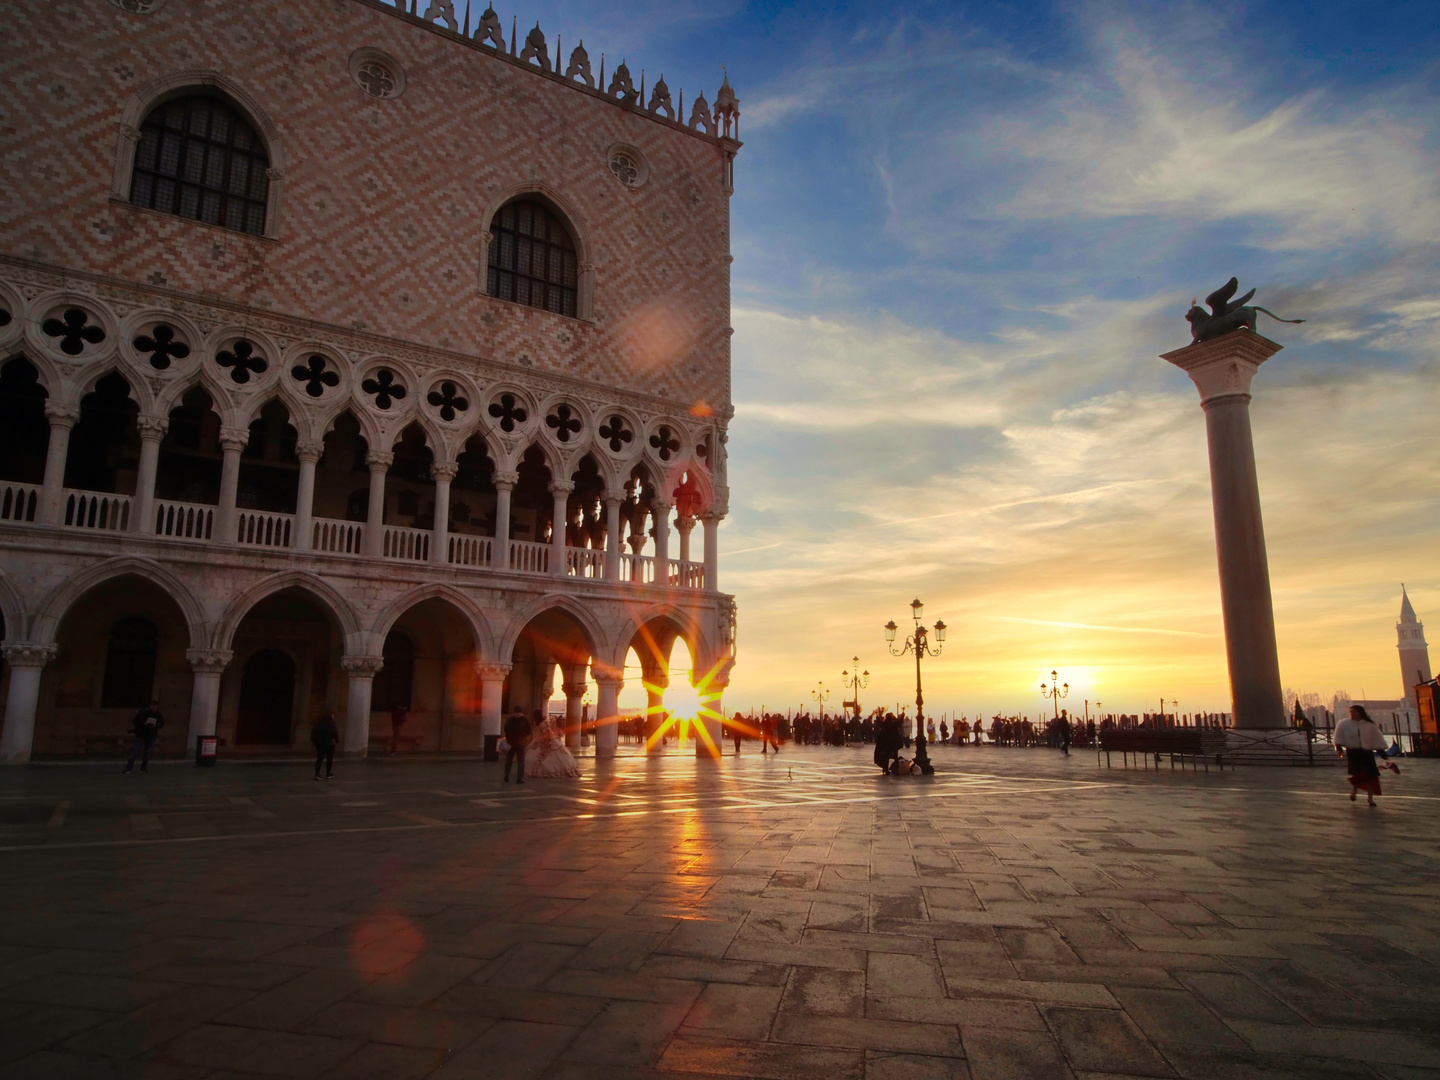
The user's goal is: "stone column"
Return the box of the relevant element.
[603,489,623,581]
[362,451,392,558]
[39,404,78,525]
[341,655,385,755]
[131,416,168,535]
[593,673,622,760]
[549,480,574,576]
[563,671,586,750]
[476,661,511,760]
[675,515,696,568]
[431,461,458,565]
[701,510,722,592]
[184,648,232,753]
[645,674,668,752]
[216,426,249,543]
[292,440,321,551]
[492,470,517,569]
[697,672,729,760]
[1163,331,1286,729]
[0,644,57,763]
[651,497,673,586]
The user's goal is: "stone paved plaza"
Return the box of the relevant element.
[0,745,1438,1080]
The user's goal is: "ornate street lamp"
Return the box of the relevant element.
[1040,669,1069,720]
[841,656,869,719]
[811,681,830,719]
[885,599,947,747]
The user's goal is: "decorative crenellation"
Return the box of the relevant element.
[374,1,740,143]
[0,262,728,503]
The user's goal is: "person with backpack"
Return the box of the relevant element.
[122,700,164,774]
[311,712,339,780]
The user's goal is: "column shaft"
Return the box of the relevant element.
[39,406,77,525]
[702,512,720,591]
[493,472,516,569]
[362,452,391,558]
[216,428,248,543]
[594,677,622,760]
[549,481,573,576]
[292,446,320,551]
[476,662,510,760]
[131,417,167,534]
[604,496,622,580]
[0,645,56,763]
[431,462,457,565]
[342,656,384,755]
[563,680,585,749]
[652,499,672,586]
[184,649,232,752]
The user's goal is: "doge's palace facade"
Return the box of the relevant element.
[0,0,740,762]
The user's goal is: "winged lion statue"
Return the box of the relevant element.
[1185,278,1305,343]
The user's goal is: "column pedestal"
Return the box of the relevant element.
[341,655,385,755]
[594,675,622,760]
[184,649,232,752]
[476,662,511,760]
[0,644,57,763]
[1163,330,1286,731]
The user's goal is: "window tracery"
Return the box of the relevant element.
[134,325,190,370]
[361,369,406,410]
[129,93,269,236]
[215,340,267,384]
[43,308,106,356]
[487,200,578,317]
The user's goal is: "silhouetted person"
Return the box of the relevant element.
[311,712,339,779]
[123,700,164,774]
[503,710,533,783]
[1057,710,1072,756]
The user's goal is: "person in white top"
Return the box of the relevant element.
[1333,705,1390,806]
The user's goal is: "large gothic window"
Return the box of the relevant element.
[130,94,270,236]
[487,199,578,317]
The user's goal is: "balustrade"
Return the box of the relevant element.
[621,552,656,584]
[154,499,214,541]
[62,489,130,532]
[313,517,363,554]
[672,559,705,589]
[508,539,549,574]
[448,534,492,567]
[236,509,294,549]
[566,546,604,579]
[382,524,430,562]
[0,483,40,523]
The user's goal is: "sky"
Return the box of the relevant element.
[459,0,1440,719]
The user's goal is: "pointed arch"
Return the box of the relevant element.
[31,557,207,648]
[497,591,607,664]
[370,583,496,659]
[213,570,360,653]
[610,602,714,677]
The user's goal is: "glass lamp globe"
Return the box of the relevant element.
[884,620,898,643]
[934,619,947,643]
[910,599,924,622]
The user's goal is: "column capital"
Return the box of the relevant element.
[593,675,624,691]
[295,439,324,463]
[650,496,674,513]
[590,661,624,684]
[2,642,57,668]
[1161,330,1283,408]
[603,487,625,504]
[365,451,394,472]
[185,648,233,674]
[431,460,460,482]
[219,427,249,453]
[474,660,513,679]
[674,515,697,534]
[341,654,386,676]
[700,507,726,524]
[562,682,588,698]
[43,403,79,428]
[493,470,519,490]
[548,479,575,496]
[136,415,169,441]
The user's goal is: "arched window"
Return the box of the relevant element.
[101,617,158,709]
[130,94,270,236]
[487,200,578,317]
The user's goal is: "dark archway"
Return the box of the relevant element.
[451,434,497,538]
[101,617,158,709]
[373,631,415,713]
[235,648,296,745]
[511,445,552,543]
[156,385,223,506]
[238,399,300,513]
[65,372,138,496]
[0,358,49,490]
[314,411,369,524]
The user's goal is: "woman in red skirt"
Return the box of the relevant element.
[1333,705,1389,806]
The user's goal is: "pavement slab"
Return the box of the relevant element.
[0,746,1436,1078]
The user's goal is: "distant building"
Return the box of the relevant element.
[1331,588,1431,747]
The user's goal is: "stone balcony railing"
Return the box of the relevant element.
[1,482,709,589]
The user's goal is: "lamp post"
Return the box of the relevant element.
[842,657,869,719]
[885,599,947,772]
[811,681,830,720]
[1040,670,1069,720]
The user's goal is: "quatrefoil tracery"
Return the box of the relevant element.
[488,393,527,433]
[133,325,191,370]
[361,368,406,410]
[545,404,583,443]
[291,354,340,398]
[215,339,267,384]
[427,381,469,422]
[599,415,633,453]
[43,308,106,356]
[649,425,681,461]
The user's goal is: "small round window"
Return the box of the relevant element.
[348,48,406,100]
[606,144,649,188]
